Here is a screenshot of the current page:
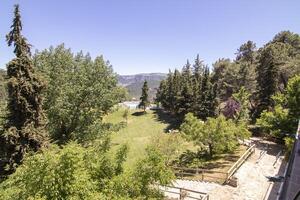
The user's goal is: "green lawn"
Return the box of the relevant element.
[104,108,172,169]
[105,107,248,181]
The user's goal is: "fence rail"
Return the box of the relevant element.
[172,166,227,183]
[172,144,256,184]
[160,185,209,200]
[226,144,255,181]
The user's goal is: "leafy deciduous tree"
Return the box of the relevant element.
[33,45,125,144]
[181,113,250,157]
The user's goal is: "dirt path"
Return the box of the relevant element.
[164,138,286,200]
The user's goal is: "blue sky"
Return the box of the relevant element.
[1,0,300,75]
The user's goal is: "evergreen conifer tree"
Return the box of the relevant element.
[236,41,257,94]
[256,42,290,117]
[0,5,47,177]
[139,80,150,112]
[165,71,174,111]
[197,67,217,120]
[172,69,182,114]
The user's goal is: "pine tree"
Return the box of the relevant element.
[193,54,204,80]
[155,79,166,108]
[0,5,47,177]
[175,60,193,117]
[172,69,182,114]
[192,55,204,112]
[236,41,257,95]
[165,70,174,111]
[197,67,217,120]
[211,58,238,101]
[236,41,256,64]
[181,60,192,83]
[139,80,150,112]
[177,81,193,118]
[256,43,290,117]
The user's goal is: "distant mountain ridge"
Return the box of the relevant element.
[117,73,167,100]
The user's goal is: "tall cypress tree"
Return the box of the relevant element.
[192,55,204,111]
[197,67,217,120]
[139,80,150,112]
[177,81,193,118]
[176,60,193,117]
[182,60,192,82]
[165,70,174,111]
[0,5,47,177]
[172,69,182,114]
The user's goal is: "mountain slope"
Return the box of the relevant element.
[118,73,166,100]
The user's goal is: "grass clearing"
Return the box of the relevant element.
[104,108,171,169]
[105,107,248,181]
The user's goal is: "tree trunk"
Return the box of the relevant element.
[208,143,213,158]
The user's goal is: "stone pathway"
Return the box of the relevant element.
[163,138,286,200]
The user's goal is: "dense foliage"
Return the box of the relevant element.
[156,57,217,120]
[222,87,250,123]
[33,45,126,144]
[0,5,48,178]
[181,113,250,157]
[0,142,173,200]
[156,31,300,123]
[1,3,300,199]
[255,32,300,117]
[0,70,6,103]
[0,69,7,131]
[257,75,300,138]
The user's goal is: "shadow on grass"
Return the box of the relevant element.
[131,111,146,116]
[152,109,181,132]
[173,148,243,170]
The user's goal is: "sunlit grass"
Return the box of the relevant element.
[105,107,248,181]
[104,108,170,169]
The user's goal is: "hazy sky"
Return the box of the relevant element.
[1,0,300,75]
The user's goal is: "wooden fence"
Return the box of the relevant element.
[225,144,255,181]
[172,166,228,184]
[172,144,256,184]
[160,185,209,200]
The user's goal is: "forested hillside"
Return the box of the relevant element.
[118,73,166,99]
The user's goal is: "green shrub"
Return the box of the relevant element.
[0,142,173,200]
[181,113,250,157]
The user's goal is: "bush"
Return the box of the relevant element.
[0,142,174,200]
[256,105,290,138]
[181,113,250,157]
[284,137,295,160]
[149,133,183,165]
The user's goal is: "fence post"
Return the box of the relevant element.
[179,188,182,200]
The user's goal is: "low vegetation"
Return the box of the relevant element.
[0,142,174,200]
[181,113,250,158]
[106,108,249,173]
[0,3,299,200]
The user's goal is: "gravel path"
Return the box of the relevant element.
[163,138,286,200]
